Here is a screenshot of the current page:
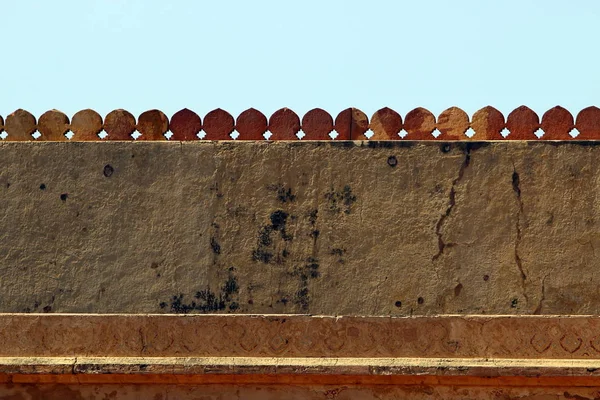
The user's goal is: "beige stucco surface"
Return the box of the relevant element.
[0,141,599,315]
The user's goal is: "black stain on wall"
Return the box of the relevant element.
[291,257,320,311]
[160,269,240,314]
[325,185,357,214]
[252,210,293,263]
[210,237,221,255]
[267,184,296,203]
[103,164,114,177]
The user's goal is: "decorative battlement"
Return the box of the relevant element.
[1,105,600,141]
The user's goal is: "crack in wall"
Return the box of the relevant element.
[432,146,471,261]
[534,275,547,315]
[512,167,529,306]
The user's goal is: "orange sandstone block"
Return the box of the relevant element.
[71,109,103,141]
[137,110,169,140]
[436,107,469,140]
[236,108,267,140]
[575,106,600,140]
[104,109,136,140]
[403,108,436,140]
[4,109,37,141]
[470,106,505,140]
[269,108,300,140]
[540,106,574,140]
[302,108,333,140]
[369,107,402,140]
[204,109,234,140]
[506,105,539,140]
[37,110,70,141]
[334,108,369,140]
[170,109,201,141]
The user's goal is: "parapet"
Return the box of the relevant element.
[2,105,600,140]
[2,106,600,398]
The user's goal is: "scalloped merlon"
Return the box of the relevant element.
[204,109,234,140]
[575,106,600,140]
[471,106,504,140]
[335,108,369,140]
[236,108,267,140]
[269,108,300,140]
[302,108,333,140]
[506,106,540,140]
[71,109,103,141]
[4,109,37,141]
[540,106,574,140]
[137,110,169,141]
[104,109,136,140]
[369,107,402,140]
[404,108,436,140]
[170,109,201,141]
[437,107,469,140]
[38,109,70,141]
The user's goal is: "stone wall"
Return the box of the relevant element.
[2,139,600,398]
[0,141,599,315]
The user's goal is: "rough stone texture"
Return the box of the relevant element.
[70,109,103,141]
[0,141,599,315]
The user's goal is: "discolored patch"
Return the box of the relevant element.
[370,107,402,140]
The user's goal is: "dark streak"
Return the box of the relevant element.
[432,145,472,261]
[210,237,221,255]
[512,168,527,291]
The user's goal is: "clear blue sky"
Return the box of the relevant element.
[2,1,599,120]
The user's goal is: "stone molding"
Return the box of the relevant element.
[4,314,600,386]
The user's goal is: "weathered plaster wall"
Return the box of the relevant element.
[0,141,598,315]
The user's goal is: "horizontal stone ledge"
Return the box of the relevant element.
[3,356,600,385]
[3,314,600,360]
